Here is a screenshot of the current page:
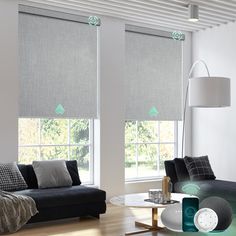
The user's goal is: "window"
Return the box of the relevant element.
[125,120,177,180]
[18,118,93,184]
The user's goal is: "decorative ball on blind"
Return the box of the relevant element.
[171,31,185,41]
[88,16,101,26]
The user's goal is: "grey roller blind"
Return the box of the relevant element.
[19,12,97,118]
[125,31,182,120]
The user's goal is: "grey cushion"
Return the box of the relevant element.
[0,162,28,191]
[32,160,72,189]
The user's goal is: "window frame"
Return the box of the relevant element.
[125,120,178,182]
[18,118,94,185]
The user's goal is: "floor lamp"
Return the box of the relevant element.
[181,60,231,158]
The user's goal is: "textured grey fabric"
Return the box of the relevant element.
[32,160,72,189]
[19,13,97,118]
[125,31,182,120]
[0,191,38,233]
[0,162,28,191]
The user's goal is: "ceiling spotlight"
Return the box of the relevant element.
[188,4,199,22]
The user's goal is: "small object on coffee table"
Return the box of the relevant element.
[162,176,172,202]
[145,198,179,205]
[148,189,162,202]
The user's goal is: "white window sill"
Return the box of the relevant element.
[125,177,163,184]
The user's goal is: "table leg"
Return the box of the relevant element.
[125,208,164,235]
[152,208,158,227]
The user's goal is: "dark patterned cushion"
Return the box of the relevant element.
[184,156,216,181]
[0,162,28,191]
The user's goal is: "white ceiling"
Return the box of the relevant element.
[20,0,236,32]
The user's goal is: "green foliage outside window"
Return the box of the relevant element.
[19,118,176,182]
[18,118,91,183]
[125,121,176,179]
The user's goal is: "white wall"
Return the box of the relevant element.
[192,22,236,181]
[94,17,125,199]
[0,0,18,163]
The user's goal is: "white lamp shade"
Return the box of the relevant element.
[189,77,230,107]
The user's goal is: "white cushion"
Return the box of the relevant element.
[32,160,72,189]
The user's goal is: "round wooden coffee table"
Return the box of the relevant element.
[110,192,191,235]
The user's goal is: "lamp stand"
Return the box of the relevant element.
[181,60,210,158]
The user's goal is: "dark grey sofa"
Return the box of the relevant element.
[165,159,236,213]
[14,161,106,223]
